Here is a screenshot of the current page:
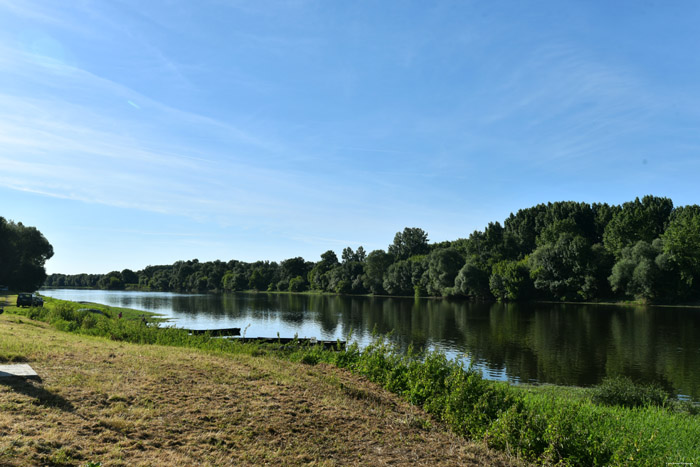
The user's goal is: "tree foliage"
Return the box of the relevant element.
[662,205,700,292]
[603,196,673,258]
[489,259,532,301]
[388,227,429,261]
[0,217,54,291]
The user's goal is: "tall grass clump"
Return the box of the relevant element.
[592,375,671,408]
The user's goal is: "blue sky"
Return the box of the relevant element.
[2,1,700,274]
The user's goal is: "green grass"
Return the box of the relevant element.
[5,295,699,466]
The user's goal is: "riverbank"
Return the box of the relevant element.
[3,296,699,466]
[0,301,514,466]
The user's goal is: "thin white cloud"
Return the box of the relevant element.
[0,41,340,223]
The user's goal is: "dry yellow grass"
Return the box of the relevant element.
[0,311,520,466]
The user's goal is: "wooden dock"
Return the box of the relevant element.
[184,328,346,349]
[237,337,346,350]
[186,327,241,336]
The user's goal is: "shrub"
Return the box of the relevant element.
[592,376,671,408]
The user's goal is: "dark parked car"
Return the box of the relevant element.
[16,294,43,307]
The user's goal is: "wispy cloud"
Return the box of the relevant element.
[0,42,333,223]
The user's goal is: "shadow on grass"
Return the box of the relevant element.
[0,355,29,363]
[0,376,75,412]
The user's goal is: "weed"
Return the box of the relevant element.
[48,447,74,466]
[592,376,671,409]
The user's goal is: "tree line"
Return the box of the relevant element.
[44,196,700,303]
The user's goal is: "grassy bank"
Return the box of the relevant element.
[3,295,699,465]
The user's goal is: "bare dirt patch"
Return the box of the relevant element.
[0,313,520,466]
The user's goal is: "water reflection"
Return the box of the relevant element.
[42,289,700,400]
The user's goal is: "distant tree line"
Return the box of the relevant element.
[1,217,54,292]
[45,196,700,303]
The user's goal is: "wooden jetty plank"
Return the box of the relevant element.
[186,328,241,336]
[237,337,346,349]
[181,329,346,349]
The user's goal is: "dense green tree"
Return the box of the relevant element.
[248,268,267,291]
[201,260,226,290]
[0,217,54,291]
[281,257,310,281]
[489,259,532,301]
[608,240,672,301]
[603,196,673,258]
[170,260,196,290]
[222,271,247,291]
[121,269,138,285]
[503,205,549,255]
[335,247,368,293]
[592,202,620,243]
[662,205,700,292]
[288,275,307,292]
[454,258,491,299]
[98,271,125,290]
[425,248,464,296]
[388,227,429,261]
[247,261,278,291]
[355,246,367,262]
[503,201,611,258]
[529,233,595,301]
[189,271,209,292]
[362,249,393,294]
[341,247,355,264]
[147,269,171,290]
[465,223,506,263]
[326,266,348,293]
[383,260,415,296]
[308,250,339,291]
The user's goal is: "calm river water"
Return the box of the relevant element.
[42,289,700,400]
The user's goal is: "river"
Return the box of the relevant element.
[41,288,700,401]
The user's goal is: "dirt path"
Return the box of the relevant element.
[0,313,520,466]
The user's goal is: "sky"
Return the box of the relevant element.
[2,0,700,274]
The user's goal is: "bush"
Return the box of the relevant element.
[81,313,98,330]
[592,376,671,408]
